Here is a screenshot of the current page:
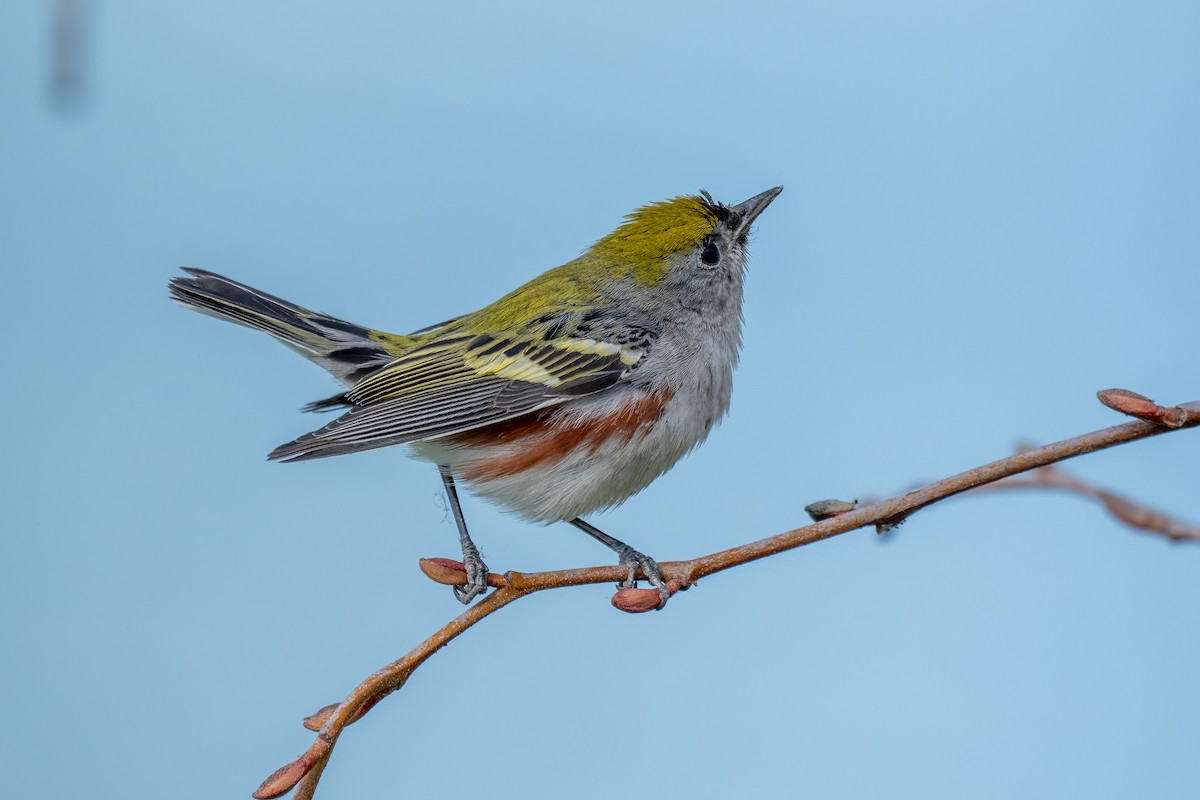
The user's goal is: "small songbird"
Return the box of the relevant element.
[170,187,781,603]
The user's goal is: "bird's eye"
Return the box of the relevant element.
[700,241,720,266]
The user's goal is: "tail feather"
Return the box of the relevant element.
[170,268,405,388]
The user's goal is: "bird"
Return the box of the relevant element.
[170,187,782,604]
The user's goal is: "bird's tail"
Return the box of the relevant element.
[169,268,410,393]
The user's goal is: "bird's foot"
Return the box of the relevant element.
[612,544,670,604]
[452,541,490,604]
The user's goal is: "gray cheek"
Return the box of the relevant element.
[676,270,736,314]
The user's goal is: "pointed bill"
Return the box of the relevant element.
[731,186,783,238]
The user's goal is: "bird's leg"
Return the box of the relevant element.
[569,518,669,602]
[439,468,490,604]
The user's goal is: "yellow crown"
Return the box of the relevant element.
[591,194,726,284]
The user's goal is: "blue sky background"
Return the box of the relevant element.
[3,2,1197,798]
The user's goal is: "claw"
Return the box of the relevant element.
[568,518,671,605]
[452,541,490,604]
[612,544,670,603]
[453,583,485,603]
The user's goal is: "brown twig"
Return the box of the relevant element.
[253,390,1199,799]
[975,465,1200,542]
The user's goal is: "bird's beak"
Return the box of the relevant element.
[732,186,783,239]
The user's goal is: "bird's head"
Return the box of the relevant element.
[590,187,782,311]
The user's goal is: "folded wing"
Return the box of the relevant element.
[268,329,642,461]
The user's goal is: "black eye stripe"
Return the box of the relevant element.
[701,241,720,265]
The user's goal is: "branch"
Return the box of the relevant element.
[973,465,1200,543]
[253,390,1199,799]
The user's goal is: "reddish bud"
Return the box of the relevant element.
[1096,388,1160,418]
[304,694,383,731]
[253,756,311,799]
[612,580,681,613]
[1097,389,1190,428]
[418,558,469,585]
[303,703,338,731]
[612,587,664,613]
[254,738,333,800]
[418,558,506,588]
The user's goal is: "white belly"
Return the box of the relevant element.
[411,381,727,523]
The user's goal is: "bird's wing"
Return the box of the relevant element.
[268,324,648,461]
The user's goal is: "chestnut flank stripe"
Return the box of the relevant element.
[455,389,672,482]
